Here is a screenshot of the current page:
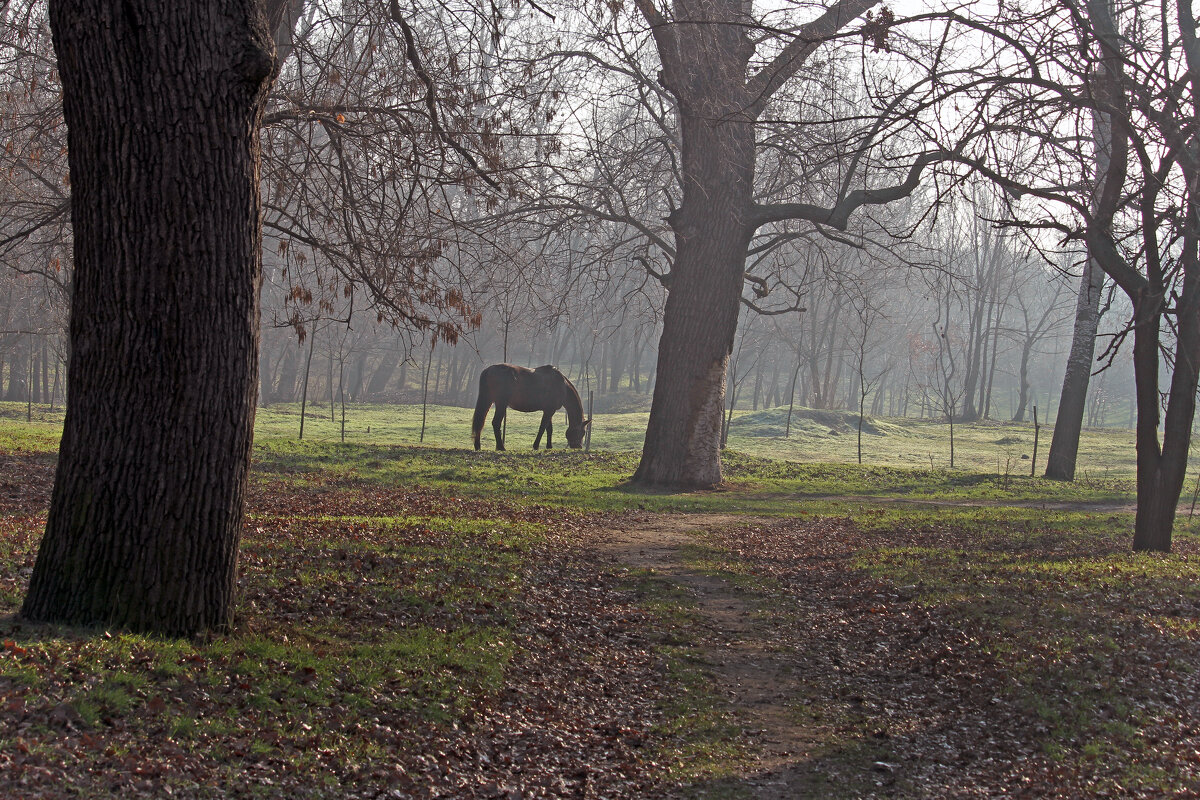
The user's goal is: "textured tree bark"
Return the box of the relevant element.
[635,172,751,484]
[1043,258,1105,480]
[21,0,276,635]
[632,0,754,487]
[1124,0,1200,552]
[1130,280,1199,552]
[629,0,888,485]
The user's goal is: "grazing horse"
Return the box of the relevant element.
[472,364,590,451]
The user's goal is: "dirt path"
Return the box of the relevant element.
[588,499,1185,796]
[593,512,840,799]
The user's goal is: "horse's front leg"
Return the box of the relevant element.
[493,405,507,451]
[535,412,552,450]
[534,411,552,449]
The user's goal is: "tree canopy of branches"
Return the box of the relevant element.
[937,0,1200,550]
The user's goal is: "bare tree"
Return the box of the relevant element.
[848,285,892,463]
[945,0,1200,550]
[1043,0,1115,480]
[623,0,943,487]
[1009,257,1071,422]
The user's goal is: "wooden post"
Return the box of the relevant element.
[1031,404,1040,478]
[299,333,315,440]
[420,342,434,443]
[1188,469,1200,519]
[585,390,593,453]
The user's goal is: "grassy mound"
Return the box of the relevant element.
[731,406,892,437]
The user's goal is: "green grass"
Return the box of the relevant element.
[0,398,1158,494]
[0,400,1148,473]
[4,401,1200,794]
[243,441,1139,518]
[0,489,537,793]
[251,399,1147,480]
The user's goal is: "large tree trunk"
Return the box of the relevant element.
[1128,157,1200,551]
[1043,259,1105,479]
[636,216,751,484]
[632,0,755,487]
[632,0,877,485]
[1130,283,1199,552]
[1045,39,1113,480]
[21,0,276,636]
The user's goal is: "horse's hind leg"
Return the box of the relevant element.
[493,405,507,451]
[473,407,487,451]
[534,411,552,449]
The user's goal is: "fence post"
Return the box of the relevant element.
[585,390,594,453]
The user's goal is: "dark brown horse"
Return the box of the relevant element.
[473,364,590,451]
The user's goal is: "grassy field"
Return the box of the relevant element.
[0,398,1159,516]
[256,400,1142,481]
[2,403,1199,796]
[0,398,1150,481]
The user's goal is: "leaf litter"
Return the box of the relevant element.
[678,512,1200,797]
[2,449,1200,797]
[0,462,669,798]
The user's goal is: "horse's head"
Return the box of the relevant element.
[566,417,592,448]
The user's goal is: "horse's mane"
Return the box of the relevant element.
[559,371,585,428]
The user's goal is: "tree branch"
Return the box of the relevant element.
[387,0,502,190]
[750,152,946,230]
[633,254,672,288]
[745,0,880,117]
[264,0,306,67]
[0,201,70,251]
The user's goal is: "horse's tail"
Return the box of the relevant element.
[472,371,491,450]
